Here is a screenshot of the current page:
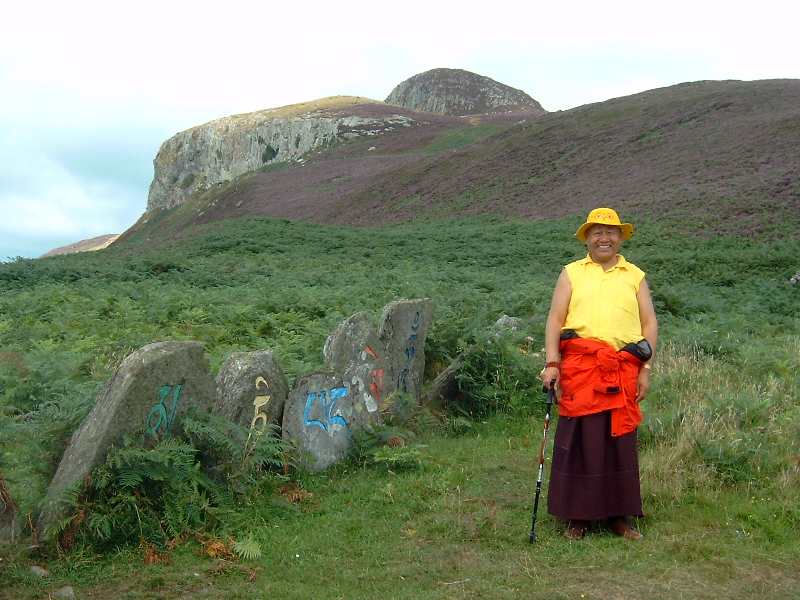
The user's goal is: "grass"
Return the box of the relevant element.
[423,123,510,154]
[1,215,798,598]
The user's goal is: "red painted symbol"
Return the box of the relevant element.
[364,345,383,405]
[369,368,384,404]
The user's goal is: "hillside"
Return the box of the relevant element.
[124,79,800,245]
[41,234,119,257]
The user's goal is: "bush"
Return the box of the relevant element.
[453,334,541,418]
[261,145,277,163]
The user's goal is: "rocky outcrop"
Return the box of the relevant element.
[41,234,119,258]
[385,68,546,116]
[146,96,415,212]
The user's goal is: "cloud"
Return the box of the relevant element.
[0,130,144,258]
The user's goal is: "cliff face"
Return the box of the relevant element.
[145,70,545,213]
[385,68,546,116]
[146,96,415,212]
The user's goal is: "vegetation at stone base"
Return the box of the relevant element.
[47,412,286,554]
[0,215,798,597]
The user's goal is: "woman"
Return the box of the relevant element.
[541,207,658,540]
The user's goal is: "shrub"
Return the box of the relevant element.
[179,173,195,189]
[261,145,277,163]
[453,334,541,418]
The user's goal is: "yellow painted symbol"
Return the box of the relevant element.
[245,376,271,453]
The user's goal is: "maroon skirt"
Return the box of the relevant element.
[547,410,643,521]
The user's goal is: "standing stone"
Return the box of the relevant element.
[379,299,434,402]
[282,373,354,471]
[0,474,20,544]
[214,351,289,436]
[37,341,216,535]
[323,312,385,427]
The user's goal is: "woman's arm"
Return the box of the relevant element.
[541,269,571,388]
[636,278,658,402]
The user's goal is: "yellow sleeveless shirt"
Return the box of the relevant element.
[562,254,645,350]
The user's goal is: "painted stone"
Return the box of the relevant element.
[0,475,20,544]
[214,351,289,437]
[37,341,215,535]
[323,311,385,426]
[379,298,434,402]
[282,372,353,471]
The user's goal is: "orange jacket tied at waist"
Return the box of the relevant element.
[558,337,643,437]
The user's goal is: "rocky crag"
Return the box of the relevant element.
[385,68,546,116]
[144,69,546,215]
[146,96,417,212]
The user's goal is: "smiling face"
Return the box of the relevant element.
[585,224,623,265]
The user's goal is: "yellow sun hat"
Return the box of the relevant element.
[575,207,634,242]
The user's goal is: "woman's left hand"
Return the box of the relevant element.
[636,368,650,403]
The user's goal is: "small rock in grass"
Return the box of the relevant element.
[54,586,76,599]
[493,314,522,333]
[30,565,49,577]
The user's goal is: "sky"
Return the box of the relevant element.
[2,0,799,259]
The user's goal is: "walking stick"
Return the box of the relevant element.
[529,380,556,544]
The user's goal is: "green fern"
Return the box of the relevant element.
[47,409,288,551]
[233,535,263,561]
[369,446,423,471]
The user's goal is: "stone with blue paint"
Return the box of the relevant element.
[282,372,355,471]
[323,311,386,427]
[379,298,434,403]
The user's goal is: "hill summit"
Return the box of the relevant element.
[385,68,545,116]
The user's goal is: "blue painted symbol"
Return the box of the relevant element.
[411,311,421,331]
[404,334,418,361]
[146,384,183,438]
[397,368,410,393]
[303,386,349,432]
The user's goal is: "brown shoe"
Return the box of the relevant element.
[563,520,589,540]
[609,517,642,541]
